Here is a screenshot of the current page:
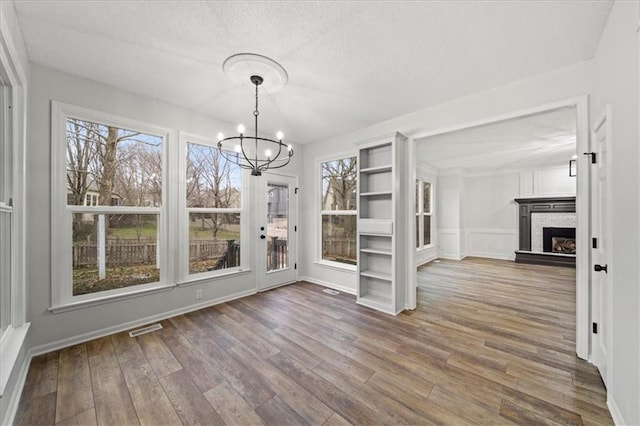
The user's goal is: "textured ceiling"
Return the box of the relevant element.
[13,1,612,144]
[415,107,577,173]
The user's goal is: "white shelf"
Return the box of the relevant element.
[360,248,392,256]
[356,133,408,315]
[360,191,392,197]
[357,294,393,313]
[360,269,392,281]
[360,165,392,174]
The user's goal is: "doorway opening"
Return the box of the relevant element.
[412,97,590,360]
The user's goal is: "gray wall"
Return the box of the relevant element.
[26,64,303,350]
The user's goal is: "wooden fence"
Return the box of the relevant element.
[267,237,288,271]
[322,238,356,261]
[73,238,230,267]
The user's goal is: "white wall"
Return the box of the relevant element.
[435,173,463,260]
[25,64,304,351]
[432,166,575,261]
[462,172,520,260]
[590,2,640,424]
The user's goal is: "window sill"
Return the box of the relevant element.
[49,284,175,314]
[177,268,252,287]
[0,323,30,396]
[314,260,357,273]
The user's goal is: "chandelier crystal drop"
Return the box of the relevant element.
[217,74,293,176]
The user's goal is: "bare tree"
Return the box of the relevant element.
[186,144,236,239]
[322,157,357,211]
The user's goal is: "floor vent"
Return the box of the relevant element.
[129,323,163,337]
[323,288,340,295]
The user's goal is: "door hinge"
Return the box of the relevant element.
[294,187,299,194]
[592,322,598,334]
[592,238,597,249]
[294,225,297,232]
[583,152,597,164]
[294,263,297,270]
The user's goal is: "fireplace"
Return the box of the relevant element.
[542,227,576,254]
[514,197,576,267]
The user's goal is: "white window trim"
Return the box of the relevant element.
[416,178,435,250]
[51,102,175,311]
[317,152,358,271]
[0,11,29,396]
[178,131,250,284]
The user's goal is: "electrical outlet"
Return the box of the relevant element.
[195,289,203,300]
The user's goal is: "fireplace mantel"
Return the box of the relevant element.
[514,197,576,267]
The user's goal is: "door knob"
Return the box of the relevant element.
[594,264,608,273]
[260,235,266,239]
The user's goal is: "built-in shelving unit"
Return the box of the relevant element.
[356,133,409,314]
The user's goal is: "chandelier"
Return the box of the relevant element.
[217,73,293,177]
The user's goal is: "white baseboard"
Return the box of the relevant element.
[438,254,466,261]
[607,395,626,426]
[29,288,257,357]
[2,347,32,426]
[298,276,356,295]
[464,251,515,261]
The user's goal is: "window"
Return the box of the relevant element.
[0,34,29,396]
[321,156,357,265]
[416,179,433,249]
[184,138,244,277]
[52,103,170,308]
[0,81,11,342]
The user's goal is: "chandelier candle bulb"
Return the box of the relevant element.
[265,149,272,159]
[237,124,245,134]
[276,131,284,141]
[217,132,224,141]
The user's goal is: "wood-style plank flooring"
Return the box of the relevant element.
[15,257,612,425]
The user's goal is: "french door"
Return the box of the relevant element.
[257,173,298,290]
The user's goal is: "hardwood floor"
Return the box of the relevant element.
[15,257,612,425]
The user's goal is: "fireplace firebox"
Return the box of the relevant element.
[542,227,576,254]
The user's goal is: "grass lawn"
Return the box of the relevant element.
[108,223,240,241]
[73,264,160,295]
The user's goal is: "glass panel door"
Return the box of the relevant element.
[266,182,289,272]
[258,174,297,290]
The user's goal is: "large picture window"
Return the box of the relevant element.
[52,103,170,308]
[321,156,357,265]
[184,139,243,277]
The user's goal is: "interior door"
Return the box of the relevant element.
[590,106,611,388]
[257,173,298,290]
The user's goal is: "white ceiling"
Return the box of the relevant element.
[12,1,612,145]
[415,106,577,173]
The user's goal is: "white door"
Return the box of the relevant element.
[257,173,298,290]
[590,106,612,388]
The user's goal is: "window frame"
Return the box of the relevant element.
[178,132,250,285]
[51,102,174,311]
[0,17,29,396]
[416,178,434,250]
[317,152,358,271]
